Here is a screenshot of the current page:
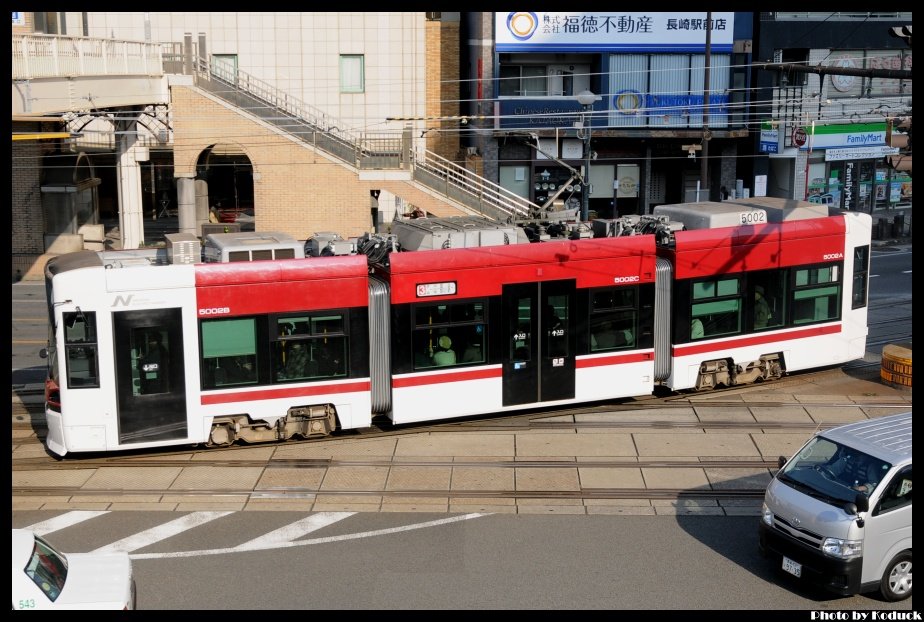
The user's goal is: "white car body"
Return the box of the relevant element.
[11,529,135,610]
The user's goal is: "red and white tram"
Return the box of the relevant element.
[41,198,871,456]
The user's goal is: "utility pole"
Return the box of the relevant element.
[700,11,712,201]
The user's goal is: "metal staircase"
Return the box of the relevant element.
[192,56,537,222]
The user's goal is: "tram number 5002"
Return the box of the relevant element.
[739,211,767,225]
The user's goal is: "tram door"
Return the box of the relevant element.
[113,309,187,444]
[502,280,576,406]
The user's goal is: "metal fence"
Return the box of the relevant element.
[190,55,536,219]
[12,34,162,80]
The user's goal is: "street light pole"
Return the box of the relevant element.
[576,90,597,222]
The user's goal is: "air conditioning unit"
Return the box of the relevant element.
[165,232,201,265]
[201,223,241,238]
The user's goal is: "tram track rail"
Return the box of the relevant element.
[9,486,768,502]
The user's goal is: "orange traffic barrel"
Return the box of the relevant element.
[881,342,912,389]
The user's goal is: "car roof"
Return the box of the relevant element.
[11,529,36,565]
[820,412,912,463]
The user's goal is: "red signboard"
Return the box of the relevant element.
[792,127,807,147]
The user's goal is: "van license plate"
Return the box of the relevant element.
[782,557,802,578]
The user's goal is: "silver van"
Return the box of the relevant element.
[759,412,912,601]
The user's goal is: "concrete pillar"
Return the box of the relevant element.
[195,179,210,230]
[402,124,413,169]
[115,116,145,249]
[176,174,197,236]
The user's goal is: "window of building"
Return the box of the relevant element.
[340,54,365,93]
[498,60,590,97]
[609,53,732,129]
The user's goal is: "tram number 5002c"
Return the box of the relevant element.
[739,211,767,225]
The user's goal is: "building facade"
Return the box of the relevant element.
[462,12,754,218]
[751,12,912,222]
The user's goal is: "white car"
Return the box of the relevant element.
[12,529,135,610]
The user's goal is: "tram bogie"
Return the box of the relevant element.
[41,198,872,457]
[207,404,337,447]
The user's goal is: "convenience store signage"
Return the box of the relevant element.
[799,123,887,150]
[825,146,899,161]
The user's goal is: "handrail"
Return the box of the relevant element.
[191,55,539,220]
[413,149,534,220]
[12,33,163,80]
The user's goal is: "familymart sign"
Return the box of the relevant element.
[799,122,887,150]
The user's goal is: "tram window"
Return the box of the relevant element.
[201,318,258,389]
[793,286,841,324]
[132,329,170,395]
[590,286,637,351]
[412,301,486,370]
[852,245,870,310]
[591,288,635,310]
[63,311,99,389]
[590,311,635,351]
[546,295,568,357]
[689,278,741,340]
[792,265,841,325]
[749,272,786,331]
[273,313,348,382]
[796,265,837,286]
[511,297,532,361]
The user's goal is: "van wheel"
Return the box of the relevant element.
[880,551,912,601]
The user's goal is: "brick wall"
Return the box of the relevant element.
[171,85,467,238]
[425,19,460,162]
[12,122,49,280]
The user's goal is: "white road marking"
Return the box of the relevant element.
[130,513,488,560]
[25,510,110,535]
[233,512,354,551]
[91,511,233,554]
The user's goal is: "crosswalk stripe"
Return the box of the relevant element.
[91,511,233,554]
[233,512,355,551]
[26,510,110,536]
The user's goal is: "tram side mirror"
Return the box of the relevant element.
[39,348,48,359]
[777,456,787,469]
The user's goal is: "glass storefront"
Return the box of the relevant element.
[806,158,911,212]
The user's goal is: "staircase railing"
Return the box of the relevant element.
[190,55,535,220]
